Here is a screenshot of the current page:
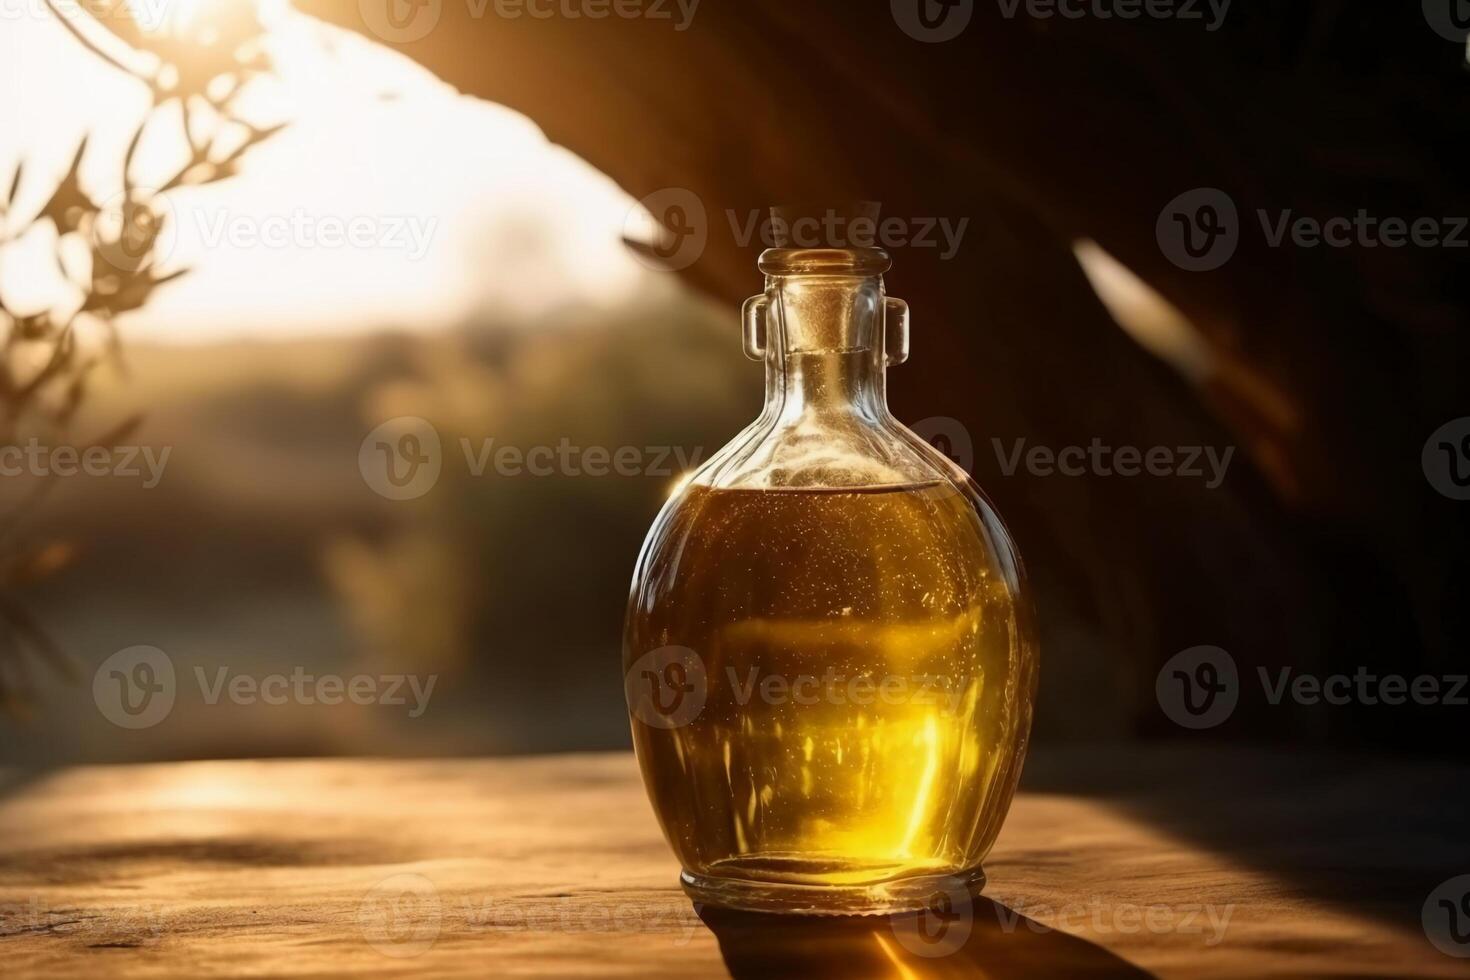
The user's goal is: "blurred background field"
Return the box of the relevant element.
[6,289,756,763]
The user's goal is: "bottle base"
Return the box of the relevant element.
[680,864,986,917]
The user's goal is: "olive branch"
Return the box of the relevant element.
[0,0,286,710]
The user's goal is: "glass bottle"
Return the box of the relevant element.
[623,246,1037,915]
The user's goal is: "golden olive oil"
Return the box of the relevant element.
[624,244,1036,913]
[625,481,1030,901]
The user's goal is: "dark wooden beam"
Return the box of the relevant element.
[285,0,1470,746]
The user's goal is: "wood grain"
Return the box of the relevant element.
[1,750,1466,977]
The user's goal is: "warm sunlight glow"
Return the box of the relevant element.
[126,0,285,37]
[1072,238,1214,382]
[872,933,923,980]
[666,470,696,500]
[1,2,648,344]
[126,0,212,35]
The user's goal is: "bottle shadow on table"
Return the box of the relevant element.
[1020,745,1470,932]
[698,897,1153,979]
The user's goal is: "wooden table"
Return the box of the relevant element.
[2,747,1467,977]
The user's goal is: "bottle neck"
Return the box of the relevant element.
[767,274,888,423]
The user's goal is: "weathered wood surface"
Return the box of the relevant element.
[1,748,1466,978]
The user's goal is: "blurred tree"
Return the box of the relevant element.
[0,0,284,710]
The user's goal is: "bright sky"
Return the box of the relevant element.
[0,0,649,343]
